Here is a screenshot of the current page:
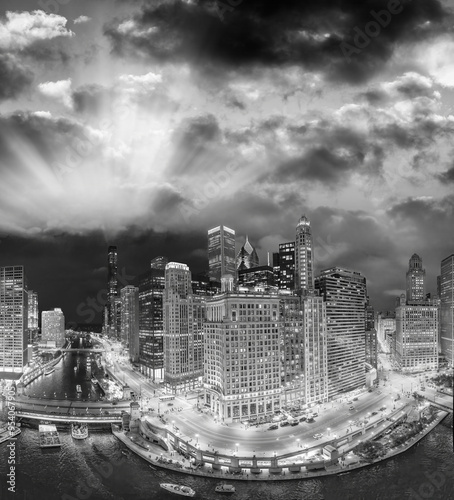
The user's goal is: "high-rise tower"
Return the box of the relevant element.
[107,246,118,336]
[163,262,205,393]
[207,225,236,281]
[440,254,454,366]
[295,215,314,293]
[236,235,259,270]
[406,253,425,302]
[0,266,28,378]
[315,267,367,398]
[121,286,140,362]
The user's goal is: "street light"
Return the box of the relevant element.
[296,438,300,448]
[327,427,331,436]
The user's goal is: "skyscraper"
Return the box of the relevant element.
[365,296,377,368]
[440,254,454,366]
[207,225,236,281]
[395,294,438,372]
[42,308,65,348]
[107,246,118,336]
[0,266,28,378]
[236,235,259,270]
[406,253,426,302]
[163,262,205,393]
[137,257,168,380]
[27,290,39,343]
[204,290,281,422]
[121,286,140,362]
[278,242,295,290]
[315,267,367,398]
[295,215,314,293]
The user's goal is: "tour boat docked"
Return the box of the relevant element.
[38,424,61,448]
[160,484,195,497]
[0,424,21,445]
[71,423,88,440]
[215,483,236,493]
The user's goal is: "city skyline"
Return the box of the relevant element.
[0,0,453,323]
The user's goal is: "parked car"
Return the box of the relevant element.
[280,420,290,427]
[268,424,278,430]
[312,412,318,417]
[349,406,355,411]
[368,389,373,392]
[371,411,378,416]
[306,417,315,423]
[290,420,299,426]
[299,416,307,422]
[380,406,387,411]
[353,397,358,401]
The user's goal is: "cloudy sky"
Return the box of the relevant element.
[0,0,453,324]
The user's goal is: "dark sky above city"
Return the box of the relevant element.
[0,0,453,324]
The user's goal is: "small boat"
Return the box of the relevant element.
[44,368,55,376]
[71,423,88,440]
[0,425,21,445]
[121,450,129,456]
[149,464,157,470]
[76,385,82,393]
[215,483,236,493]
[160,484,195,497]
[338,471,350,476]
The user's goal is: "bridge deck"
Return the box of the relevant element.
[16,411,122,423]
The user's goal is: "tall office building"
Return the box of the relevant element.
[295,215,314,293]
[238,265,275,291]
[137,257,168,380]
[41,308,65,348]
[0,266,28,378]
[203,290,281,422]
[121,286,140,362]
[440,254,454,366]
[278,242,295,290]
[315,267,367,398]
[27,290,39,343]
[395,294,438,372]
[272,252,280,286]
[365,297,377,368]
[236,235,260,270]
[106,246,119,336]
[164,262,205,393]
[207,225,236,281]
[406,253,426,303]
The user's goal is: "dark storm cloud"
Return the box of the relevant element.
[0,54,33,101]
[104,0,450,84]
[436,164,454,183]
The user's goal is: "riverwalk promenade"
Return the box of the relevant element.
[112,409,449,482]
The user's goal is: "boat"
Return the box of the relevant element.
[71,423,88,440]
[0,425,21,445]
[338,471,351,476]
[44,368,55,376]
[149,464,157,470]
[160,484,195,497]
[39,424,61,448]
[215,483,236,493]
[76,385,82,393]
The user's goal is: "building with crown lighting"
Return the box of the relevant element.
[406,253,426,303]
[295,215,314,293]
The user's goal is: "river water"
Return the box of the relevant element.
[1,353,453,500]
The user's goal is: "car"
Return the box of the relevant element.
[380,406,387,411]
[353,397,358,401]
[299,416,307,422]
[368,389,373,392]
[290,421,299,426]
[306,417,315,423]
[347,401,353,404]
[312,412,318,417]
[372,411,378,416]
[349,406,355,411]
[268,424,278,430]
[280,420,290,427]
[167,402,173,406]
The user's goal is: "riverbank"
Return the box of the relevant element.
[112,409,449,482]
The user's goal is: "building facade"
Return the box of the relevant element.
[120,286,140,362]
[440,254,454,366]
[0,266,28,378]
[163,262,205,393]
[137,257,167,380]
[315,267,367,398]
[41,308,65,348]
[278,242,295,291]
[106,245,118,337]
[406,253,426,303]
[203,291,281,422]
[238,265,275,291]
[208,225,236,281]
[27,290,39,343]
[295,215,314,293]
[395,294,439,372]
